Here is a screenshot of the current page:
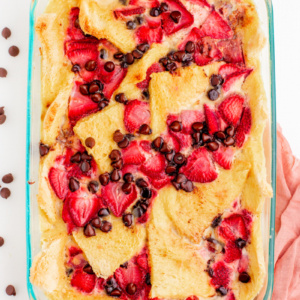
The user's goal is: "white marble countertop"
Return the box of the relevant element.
[0,0,299,298]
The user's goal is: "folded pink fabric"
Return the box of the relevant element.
[272,128,300,300]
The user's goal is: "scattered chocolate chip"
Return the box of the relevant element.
[207,141,219,152]
[132,206,144,218]
[192,122,204,132]
[122,213,133,227]
[120,261,128,268]
[181,180,194,192]
[5,285,16,296]
[110,289,122,297]
[91,93,103,103]
[85,137,95,149]
[123,173,134,183]
[137,43,150,53]
[223,136,235,146]
[112,131,124,145]
[99,99,110,110]
[210,74,223,87]
[159,57,169,66]
[0,68,7,78]
[135,16,144,25]
[114,52,125,60]
[132,49,143,59]
[225,125,235,136]
[202,133,212,143]
[111,158,123,170]
[101,220,112,233]
[145,273,151,285]
[0,114,6,124]
[239,272,251,283]
[126,20,136,30]
[165,62,177,72]
[88,181,99,194]
[83,264,94,274]
[111,169,121,182]
[173,153,186,165]
[100,49,107,59]
[150,7,160,17]
[160,142,171,154]
[99,208,110,217]
[208,88,220,101]
[142,89,150,99]
[173,51,186,62]
[136,178,148,188]
[0,188,11,199]
[169,121,182,132]
[99,173,110,186]
[170,10,181,23]
[104,61,115,72]
[175,173,187,184]
[0,237,4,247]
[80,161,91,173]
[122,182,132,194]
[160,2,169,12]
[71,152,81,164]
[69,177,80,192]
[217,286,227,296]
[91,217,102,229]
[207,268,214,277]
[2,27,11,39]
[79,84,89,95]
[109,149,122,162]
[71,64,80,73]
[84,224,96,237]
[211,215,222,228]
[139,124,152,135]
[118,137,129,148]
[215,131,226,140]
[165,163,177,175]
[82,152,92,161]
[39,143,49,156]
[172,181,181,190]
[85,60,97,71]
[126,283,137,295]
[152,137,163,151]
[89,83,100,94]
[8,46,19,57]
[141,187,152,199]
[192,132,201,145]
[121,61,127,69]
[165,150,175,162]
[0,107,4,115]
[124,53,134,65]
[185,41,195,53]
[235,238,247,249]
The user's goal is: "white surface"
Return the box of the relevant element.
[0,0,299,298]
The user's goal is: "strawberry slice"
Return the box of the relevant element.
[219,64,243,78]
[210,261,232,288]
[136,251,149,270]
[124,100,151,134]
[197,10,233,39]
[68,246,83,257]
[68,82,99,126]
[71,269,96,293]
[218,39,244,65]
[161,132,180,153]
[227,292,236,300]
[137,63,164,90]
[185,0,210,7]
[135,24,163,44]
[181,148,218,183]
[67,8,85,41]
[67,48,99,68]
[212,145,234,170]
[140,153,166,178]
[238,254,249,273]
[204,104,219,134]
[129,0,160,8]
[235,107,252,148]
[149,172,171,189]
[114,6,146,19]
[62,202,77,234]
[48,167,68,200]
[101,182,137,217]
[178,27,200,51]
[161,0,194,36]
[218,95,244,126]
[66,188,100,227]
[181,110,205,134]
[223,241,242,263]
[65,39,99,55]
[222,69,252,92]
[122,141,147,165]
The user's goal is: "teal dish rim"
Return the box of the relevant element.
[25,1,277,299]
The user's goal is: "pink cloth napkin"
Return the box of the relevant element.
[272,128,300,299]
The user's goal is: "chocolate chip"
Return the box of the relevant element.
[223,136,235,146]
[170,10,181,23]
[173,153,186,165]
[211,215,222,228]
[141,187,152,199]
[91,93,103,103]
[239,272,251,283]
[165,150,175,162]
[123,173,134,183]
[150,7,160,17]
[100,49,107,59]
[0,237,4,247]
[175,173,187,184]
[5,285,16,296]
[8,46,19,57]
[110,289,122,297]
[85,60,97,71]
[88,181,99,194]
[109,149,122,162]
[2,27,11,39]
[217,286,227,296]
[80,161,91,173]
[84,224,96,237]
[115,93,127,104]
[185,41,195,53]
[210,74,223,87]
[71,152,82,164]
[135,16,144,25]
[142,89,150,99]
[114,52,124,60]
[173,51,186,62]
[99,99,109,110]
[207,141,219,152]
[215,131,226,140]
[169,121,182,132]
[124,53,134,65]
[83,264,94,274]
[39,143,49,156]
[152,137,163,151]
[85,137,95,149]
[0,188,11,199]
[136,178,148,188]
[165,62,177,72]
[126,283,137,295]
[120,61,128,69]
[202,133,212,143]
[160,2,169,12]
[159,57,169,66]
[192,122,204,132]
[207,268,214,277]
[106,277,117,287]
[139,124,152,135]
[79,84,89,95]
[172,181,181,190]
[99,173,110,186]
[104,61,115,72]
[181,180,194,192]
[122,213,133,227]
[89,83,100,94]
[0,114,6,124]
[132,206,144,218]
[111,169,121,182]
[100,220,112,233]
[192,132,201,145]
[165,163,177,175]
[225,125,235,136]
[145,273,151,285]
[118,137,129,148]
[126,20,136,29]
[160,142,171,154]
[0,107,4,115]
[71,64,80,73]
[132,49,143,59]
[0,68,7,78]
[69,177,80,192]
[82,152,92,161]
[122,182,132,194]
[235,238,247,249]
[208,89,220,101]
[137,43,150,53]
[99,208,110,217]
[91,217,102,229]
[111,158,123,170]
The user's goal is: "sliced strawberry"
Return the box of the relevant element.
[185,0,210,7]
[161,0,194,36]
[161,132,180,153]
[62,201,77,234]
[227,292,236,300]
[223,241,242,263]
[67,8,85,41]
[150,172,171,189]
[65,39,99,55]
[101,182,137,217]
[181,110,205,134]
[235,107,252,148]
[135,24,163,44]
[124,100,151,134]
[178,27,200,51]
[136,252,149,270]
[122,141,147,165]
[115,262,144,290]
[181,148,218,183]
[114,6,146,19]
[210,261,232,288]
[68,82,99,126]
[186,296,199,300]
[238,254,249,273]
[67,48,99,68]
[218,95,244,126]
[204,104,219,134]
[213,145,234,170]
[48,167,68,200]
[219,64,242,78]
[140,153,166,178]
[129,0,160,8]
[137,63,164,90]
[71,269,96,293]
[218,39,244,65]
[139,140,152,152]
[68,246,83,257]
[197,10,233,39]
[222,69,252,92]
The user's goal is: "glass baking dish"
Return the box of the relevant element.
[26,0,277,299]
